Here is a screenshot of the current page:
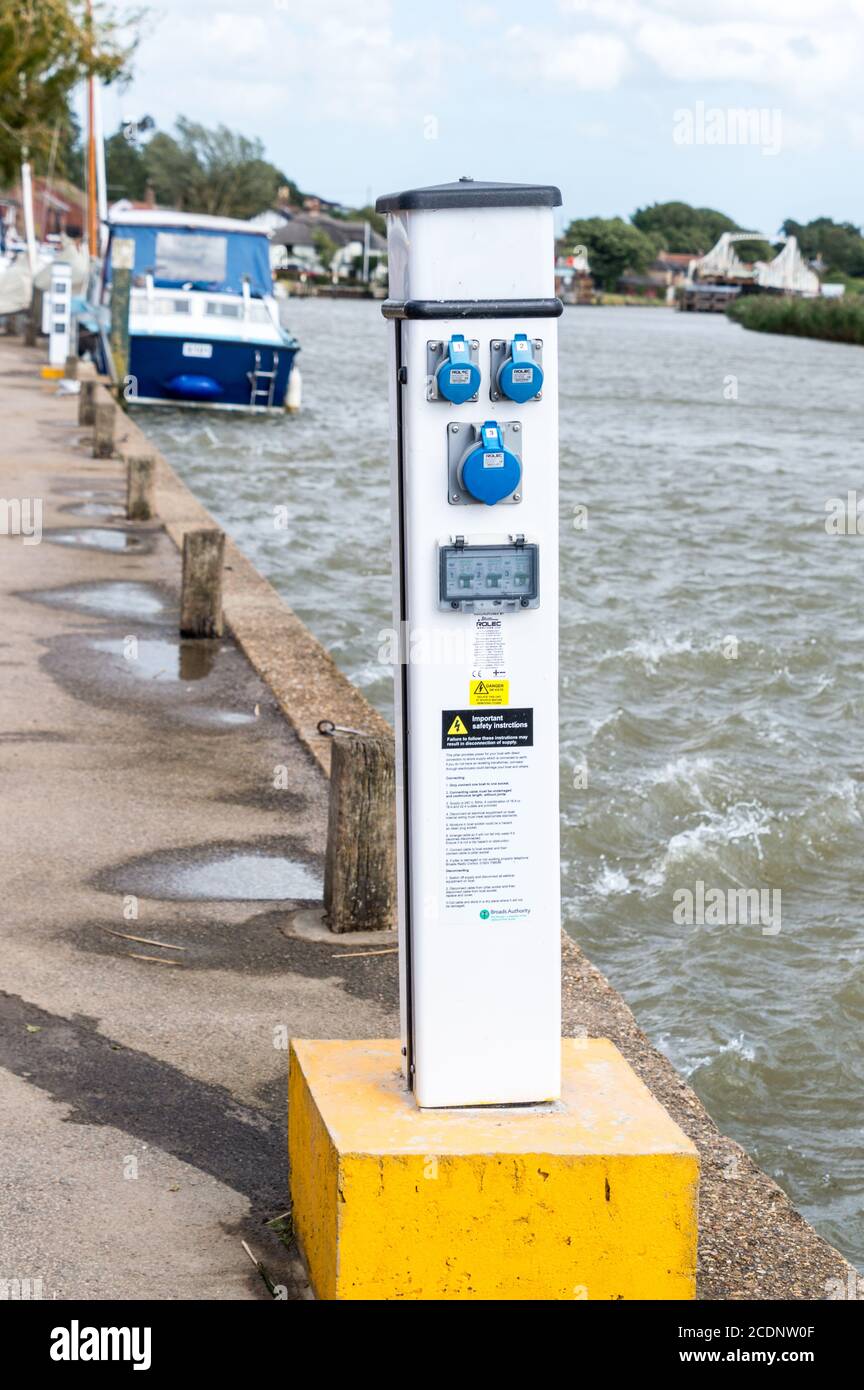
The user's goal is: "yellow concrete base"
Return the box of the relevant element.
[288,1038,699,1301]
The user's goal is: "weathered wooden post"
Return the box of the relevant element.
[126,454,156,521]
[64,353,79,380]
[180,528,225,638]
[92,391,116,458]
[78,363,97,426]
[109,237,134,394]
[323,732,396,933]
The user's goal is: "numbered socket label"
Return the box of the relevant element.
[446,420,523,506]
[489,334,544,404]
[426,334,481,404]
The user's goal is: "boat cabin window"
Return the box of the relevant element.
[155,232,227,288]
[206,300,242,318]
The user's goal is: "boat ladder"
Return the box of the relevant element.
[248,349,279,408]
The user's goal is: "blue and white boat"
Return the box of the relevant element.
[97,209,300,413]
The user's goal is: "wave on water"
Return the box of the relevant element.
[644,800,774,889]
[642,754,716,787]
[596,629,749,675]
[670,1032,757,1081]
[590,864,632,897]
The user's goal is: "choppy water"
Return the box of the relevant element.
[141,300,864,1270]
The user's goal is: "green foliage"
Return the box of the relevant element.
[782,216,864,276]
[145,117,289,219]
[311,229,338,270]
[727,294,864,346]
[631,201,736,254]
[733,239,776,265]
[347,203,385,237]
[56,105,84,185]
[105,126,149,201]
[563,216,658,290]
[0,0,138,181]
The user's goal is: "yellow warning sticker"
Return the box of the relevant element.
[469,679,510,707]
[447,714,469,735]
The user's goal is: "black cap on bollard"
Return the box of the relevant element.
[376,178,562,213]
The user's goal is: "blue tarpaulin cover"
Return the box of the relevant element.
[106,224,273,298]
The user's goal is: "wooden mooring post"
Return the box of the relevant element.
[323,732,396,933]
[92,391,116,458]
[180,528,225,638]
[78,363,97,426]
[109,237,135,392]
[126,454,156,521]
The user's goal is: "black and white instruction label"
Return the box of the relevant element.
[471,615,508,679]
[441,709,535,924]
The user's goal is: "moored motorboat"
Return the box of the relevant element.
[93,209,300,413]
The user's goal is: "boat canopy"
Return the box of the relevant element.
[105,221,273,298]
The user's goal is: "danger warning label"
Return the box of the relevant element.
[442,708,533,749]
[469,678,509,706]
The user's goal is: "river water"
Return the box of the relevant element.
[140,300,864,1271]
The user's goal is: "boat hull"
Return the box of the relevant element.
[126,334,298,413]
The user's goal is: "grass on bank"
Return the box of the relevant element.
[726,293,864,345]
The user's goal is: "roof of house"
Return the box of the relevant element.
[269,211,386,251]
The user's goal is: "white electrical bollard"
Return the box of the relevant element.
[380,178,562,1108]
[47,261,73,371]
[287,178,699,1301]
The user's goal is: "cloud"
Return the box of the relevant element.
[125,3,450,130]
[504,26,631,90]
[555,0,864,92]
[635,17,859,90]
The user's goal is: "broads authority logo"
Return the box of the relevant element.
[50,1321,151,1371]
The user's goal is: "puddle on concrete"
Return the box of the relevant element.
[45,527,147,553]
[92,636,221,682]
[183,708,258,728]
[61,501,125,519]
[179,642,218,681]
[52,483,125,501]
[41,628,278,736]
[100,845,323,902]
[21,581,168,623]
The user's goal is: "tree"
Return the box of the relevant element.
[345,203,385,237]
[782,217,864,277]
[145,117,288,219]
[564,216,657,290]
[631,201,736,254]
[312,229,338,271]
[105,125,149,201]
[733,237,776,265]
[0,0,138,181]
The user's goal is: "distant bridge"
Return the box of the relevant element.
[688,232,819,296]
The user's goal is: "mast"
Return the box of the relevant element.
[20,157,37,274]
[86,0,98,255]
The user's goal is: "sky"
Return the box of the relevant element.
[99,0,864,236]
